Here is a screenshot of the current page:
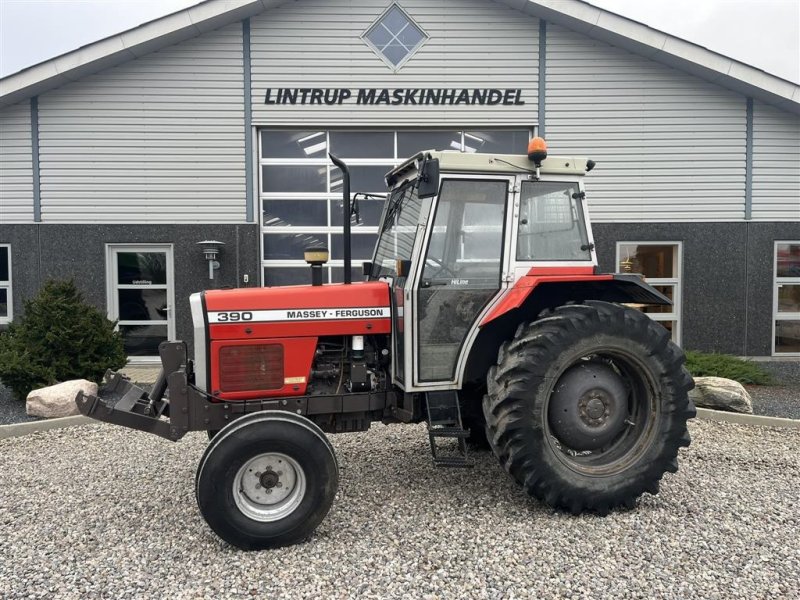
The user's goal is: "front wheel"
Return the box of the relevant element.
[483,301,695,515]
[195,411,339,549]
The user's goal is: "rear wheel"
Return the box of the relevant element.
[483,301,694,514]
[195,411,338,549]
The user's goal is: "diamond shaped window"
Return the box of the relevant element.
[363,4,428,70]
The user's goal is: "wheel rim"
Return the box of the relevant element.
[545,350,659,476]
[233,453,306,522]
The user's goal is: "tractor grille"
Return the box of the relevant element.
[219,344,284,392]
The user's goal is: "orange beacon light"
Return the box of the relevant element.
[527,136,548,165]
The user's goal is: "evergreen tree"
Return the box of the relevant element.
[0,280,127,400]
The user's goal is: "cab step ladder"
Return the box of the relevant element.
[425,391,474,468]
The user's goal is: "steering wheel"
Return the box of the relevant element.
[424,256,457,279]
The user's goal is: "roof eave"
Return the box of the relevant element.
[514,0,800,115]
[0,0,271,107]
[1,0,798,115]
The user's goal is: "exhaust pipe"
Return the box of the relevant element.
[328,153,351,284]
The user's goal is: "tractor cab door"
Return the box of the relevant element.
[408,176,513,385]
[369,181,430,389]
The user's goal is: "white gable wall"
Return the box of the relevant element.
[752,101,800,221]
[0,101,34,223]
[1,2,798,226]
[36,24,246,224]
[545,24,748,223]
[249,0,539,126]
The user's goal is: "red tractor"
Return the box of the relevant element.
[78,139,694,550]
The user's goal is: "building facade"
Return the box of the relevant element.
[1,0,799,360]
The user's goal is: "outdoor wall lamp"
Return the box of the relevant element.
[197,240,225,280]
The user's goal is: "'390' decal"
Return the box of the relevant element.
[214,311,254,322]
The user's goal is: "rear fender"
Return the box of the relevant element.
[481,274,670,326]
[461,275,671,387]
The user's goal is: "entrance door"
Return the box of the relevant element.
[414,177,511,383]
[106,245,175,361]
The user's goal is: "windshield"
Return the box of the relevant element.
[370,181,424,279]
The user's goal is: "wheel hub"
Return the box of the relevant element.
[233,453,306,522]
[580,392,610,423]
[259,470,280,489]
[548,362,629,451]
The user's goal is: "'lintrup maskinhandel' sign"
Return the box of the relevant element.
[264,88,525,106]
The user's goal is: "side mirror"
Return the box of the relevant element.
[417,158,440,199]
[361,261,373,276]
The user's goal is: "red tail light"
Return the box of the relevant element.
[219,344,284,392]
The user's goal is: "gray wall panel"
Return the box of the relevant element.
[546,24,747,223]
[3,219,795,357]
[594,221,800,356]
[1,223,260,353]
[37,24,246,224]
[0,102,34,223]
[250,0,538,126]
[0,226,39,321]
[745,223,800,355]
[751,101,800,221]
[593,222,748,355]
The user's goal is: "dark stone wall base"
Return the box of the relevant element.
[2,224,260,355]
[3,221,798,357]
[593,221,800,356]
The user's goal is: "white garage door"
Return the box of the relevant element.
[258,128,531,286]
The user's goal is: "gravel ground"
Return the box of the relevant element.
[0,385,40,425]
[758,360,800,386]
[1,420,798,599]
[748,360,800,420]
[749,386,800,420]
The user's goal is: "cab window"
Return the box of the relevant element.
[516,181,591,261]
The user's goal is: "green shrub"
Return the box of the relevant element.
[684,350,772,385]
[0,279,127,400]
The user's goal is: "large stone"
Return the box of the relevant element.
[26,379,98,418]
[689,376,753,414]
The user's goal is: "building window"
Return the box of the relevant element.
[774,241,800,355]
[616,242,682,345]
[0,245,11,324]
[258,129,530,286]
[362,3,428,70]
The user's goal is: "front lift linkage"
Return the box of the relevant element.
[77,341,392,441]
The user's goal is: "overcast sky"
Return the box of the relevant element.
[1,0,798,83]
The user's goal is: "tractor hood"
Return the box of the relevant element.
[198,280,392,341]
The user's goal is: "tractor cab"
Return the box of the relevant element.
[370,145,597,390]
